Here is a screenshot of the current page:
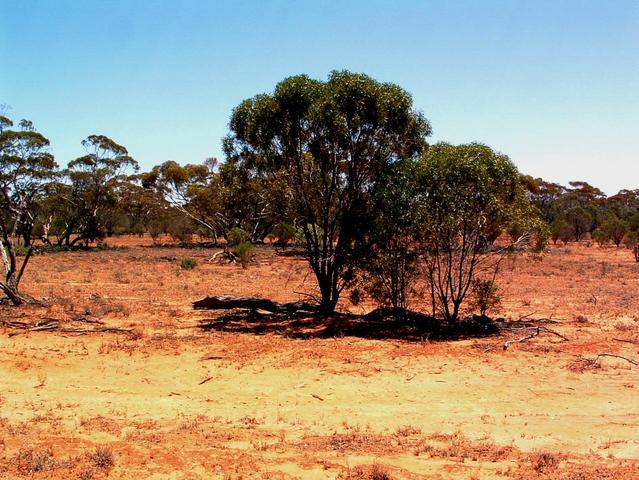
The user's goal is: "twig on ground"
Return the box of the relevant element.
[503,326,569,350]
[518,311,537,321]
[591,353,639,367]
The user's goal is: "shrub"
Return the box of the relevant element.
[269,222,298,246]
[471,278,501,316]
[361,158,420,313]
[13,244,30,256]
[601,216,628,247]
[550,218,573,245]
[90,445,114,471]
[338,464,392,480]
[180,258,197,270]
[624,231,639,262]
[591,228,608,247]
[166,217,195,242]
[227,227,249,246]
[531,451,559,474]
[234,241,254,268]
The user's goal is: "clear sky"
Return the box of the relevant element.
[1,0,637,194]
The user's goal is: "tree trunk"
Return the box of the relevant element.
[316,269,339,314]
[0,282,24,306]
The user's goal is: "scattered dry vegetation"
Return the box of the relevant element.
[0,237,638,478]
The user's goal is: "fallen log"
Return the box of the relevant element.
[275,248,307,257]
[192,295,317,314]
[207,250,238,264]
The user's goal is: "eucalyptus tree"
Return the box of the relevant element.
[520,175,566,224]
[360,158,421,312]
[58,135,138,245]
[0,116,57,304]
[224,71,431,312]
[415,143,545,322]
[142,159,227,242]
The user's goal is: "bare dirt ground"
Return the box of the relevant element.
[1,237,638,479]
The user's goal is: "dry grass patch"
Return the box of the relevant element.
[337,463,392,480]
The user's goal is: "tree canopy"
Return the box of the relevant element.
[224,70,432,312]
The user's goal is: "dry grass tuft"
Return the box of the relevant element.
[89,445,114,471]
[530,451,560,474]
[338,463,392,480]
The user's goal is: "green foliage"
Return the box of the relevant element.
[227,227,249,246]
[360,159,420,311]
[550,218,572,245]
[58,135,138,246]
[143,159,226,241]
[415,143,540,322]
[180,257,197,270]
[563,206,594,242]
[166,215,196,242]
[12,244,30,257]
[218,157,284,242]
[268,222,298,246]
[591,228,608,246]
[234,241,254,268]
[0,115,57,303]
[624,231,639,262]
[599,216,628,247]
[471,278,501,316]
[225,70,431,312]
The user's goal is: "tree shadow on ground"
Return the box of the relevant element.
[197,308,501,342]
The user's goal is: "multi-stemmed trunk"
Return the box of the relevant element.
[0,238,32,306]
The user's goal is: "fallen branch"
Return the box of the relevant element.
[504,326,569,350]
[591,353,639,367]
[7,320,59,336]
[192,295,317,314]
[60,327,134,335]
[200,355,224,361]
[207,250,238,264]
[70,315,106,325]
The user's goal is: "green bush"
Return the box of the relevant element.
[13,244,30,256]
[234,241,254,268]
[180,257,198,270]
[227,227,249,246]
[471,278,501,316]
[269,222,297,246]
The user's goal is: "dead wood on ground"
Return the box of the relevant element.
[503,326,569,350]
[192,295,317,314]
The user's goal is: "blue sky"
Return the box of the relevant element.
[1,0,637,194]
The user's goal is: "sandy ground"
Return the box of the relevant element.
[1,238,638,479]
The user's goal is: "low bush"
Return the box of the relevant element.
[234,242,254,268]
[471,278,501,316]
[180,258,197,270]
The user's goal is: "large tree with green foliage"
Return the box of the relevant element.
[415,143,545,322]
[142,159,227,242]
[57,135,138,246]
[224,71,431,312]
[0,116,57,304]
[359,158,420,312]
